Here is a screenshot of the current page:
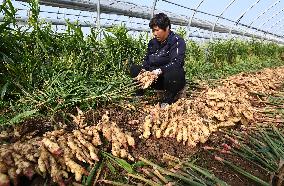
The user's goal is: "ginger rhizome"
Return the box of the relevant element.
[135,70,158,89]
[0,110,135,184]
[142,67,284,146]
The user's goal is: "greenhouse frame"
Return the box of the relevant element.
[1,0,284,43]
[1,1,284,186]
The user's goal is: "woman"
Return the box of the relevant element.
[130,13,186,104]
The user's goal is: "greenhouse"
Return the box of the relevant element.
[0,0,284,185]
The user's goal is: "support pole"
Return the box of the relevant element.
[210,0,236,41]
[96,0,101,40]
[96,0,101,29]
[229,0,261,38]
[151,0,158,18]
[187,0,205,38]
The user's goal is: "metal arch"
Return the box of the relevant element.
[166,0,281,40]
[229,0,261,37]
[248,0,280,27]
[187,0,206,38]
[12,0,284,43]
[20,0,279,38]
[161,0,235,23]
[155,0,283,39]
[257,8,284,29]
[266,16,284,33]
[210,0,237,40]
[188,0,205,26]
[235,0,261,25]
[242,0,280,37]
[96,0,101,30]
[151,0,158,19]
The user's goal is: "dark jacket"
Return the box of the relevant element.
[142,31,186,73]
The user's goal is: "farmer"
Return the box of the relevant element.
[130,13,186,105]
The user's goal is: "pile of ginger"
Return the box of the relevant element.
[0,110,135,185]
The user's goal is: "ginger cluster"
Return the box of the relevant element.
[135,70,158,89]
[142,99,215,147]
[0,111,135,185]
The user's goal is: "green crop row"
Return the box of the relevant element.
[183,39,284,80]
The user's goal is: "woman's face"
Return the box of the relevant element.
[152,26,170,42]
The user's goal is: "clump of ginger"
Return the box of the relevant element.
[135,70,158,89]
[142,99,213,147]
[0,108,136,184]
[96,112,135,161]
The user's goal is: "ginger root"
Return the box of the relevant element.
[135,70,158,89]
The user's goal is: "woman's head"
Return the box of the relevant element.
[149,13,171,30]
[149,13,171,42]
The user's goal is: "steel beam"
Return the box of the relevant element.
[257,8,284,29]
[248,0,280,27]
[187,0,205,28]
[11,0,284,43]
[210,0,236,40]
[229,0,261,37]
[236,0,261,25]
[151,0,158,19]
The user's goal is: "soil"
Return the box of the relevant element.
[88,108,272,186]
[1,69,283,186]
[195,131,270,186]
[2,103,271,186]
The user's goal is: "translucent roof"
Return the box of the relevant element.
[1,0,284,43]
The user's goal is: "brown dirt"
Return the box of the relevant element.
[83,100,273,185]
[2,67,284,185]
[0,104,272,186]
[0,118,53,144]
[132,136,197,163]
[195,131,270,186]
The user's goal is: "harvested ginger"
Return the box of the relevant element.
[135,70,158,89]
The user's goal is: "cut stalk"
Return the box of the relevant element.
[99,180,134,186]
[184,162,228,186]
[215,156,269,186]
[127,173,160,186]
[139,157,205,186]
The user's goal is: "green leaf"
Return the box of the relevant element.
[114,157,133,173]
[8,109,38,125]
[1,82,9,100]
[102,152,134,173]
[7,0,16,15]
[132,161,146,169]
[106,159,117,174]
[85,161,103,186]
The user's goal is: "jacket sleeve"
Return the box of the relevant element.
[141,40,153,70]
[160,36,186,73]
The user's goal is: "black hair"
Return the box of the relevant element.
[149,13,171,30]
